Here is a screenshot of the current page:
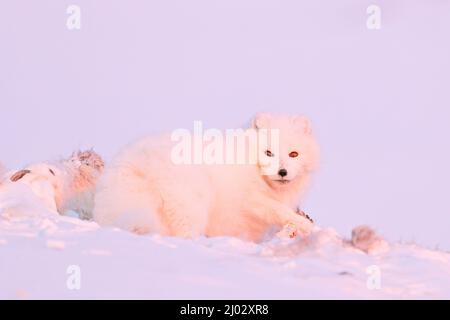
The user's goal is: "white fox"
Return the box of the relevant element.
[94,113,320,242]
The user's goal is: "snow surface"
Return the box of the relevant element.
[1,181,450,299]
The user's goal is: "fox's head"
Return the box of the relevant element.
[252,113,320,190]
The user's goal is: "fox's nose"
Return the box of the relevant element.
[278,168,287,177]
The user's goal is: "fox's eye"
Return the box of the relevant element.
[289,151,299,158]
[265,150,274,157]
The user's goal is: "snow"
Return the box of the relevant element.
[1,184,449,299]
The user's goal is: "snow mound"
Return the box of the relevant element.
[1,184,449,299]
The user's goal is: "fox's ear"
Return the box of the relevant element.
[10,169,31,182]
[293,116,313,135]
[251,113,271,129]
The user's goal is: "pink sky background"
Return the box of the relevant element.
[1,1,449,249]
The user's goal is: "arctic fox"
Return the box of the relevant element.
[3,150,104,219]
[93,113,320,242]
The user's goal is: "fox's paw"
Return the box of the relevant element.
[276,222,298,239]
[276,217,314,239]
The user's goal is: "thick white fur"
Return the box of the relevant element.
[3,150,104,219]
[94,114,320,242]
